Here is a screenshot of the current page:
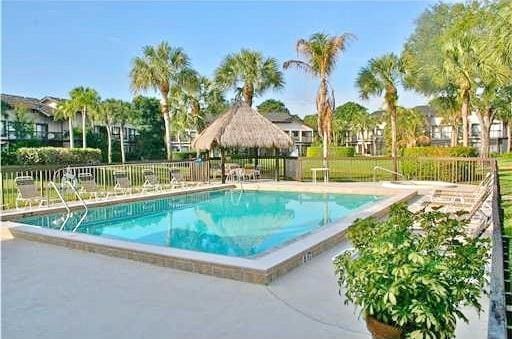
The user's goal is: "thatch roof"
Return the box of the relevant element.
[192,102,293,150]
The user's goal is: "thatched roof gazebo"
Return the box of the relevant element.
[192,102,293,183]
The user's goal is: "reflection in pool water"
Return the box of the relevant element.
[19,190,381,257]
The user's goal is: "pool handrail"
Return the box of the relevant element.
[373,166,408,182]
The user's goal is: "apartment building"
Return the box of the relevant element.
[1,94,138,151]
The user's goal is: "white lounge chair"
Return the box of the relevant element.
[113,171,138,195]
[142,169,171,192]
[14,176,49,209]
[78,173,109,199]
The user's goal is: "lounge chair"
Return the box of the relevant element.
[142,169,170,192]
[427,173,492,205]
[170,169,199,188]
[113,171,138,195]
[14,176,49,209]
[78,173,109,199]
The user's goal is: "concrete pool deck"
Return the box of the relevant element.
[1,237,487,339]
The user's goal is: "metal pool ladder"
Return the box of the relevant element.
[373,166,407,182]
[49,171,89,231]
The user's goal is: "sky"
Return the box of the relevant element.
[2,1,446,117]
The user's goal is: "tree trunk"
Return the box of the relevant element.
[506,122,511,153]
[220,148,226,184]
[68,118,74,148]
[120,125,126,164]
[160,93,172,161]
[478,108,493,158]
[243,83,254,107]
[82,106,87,149]
[461,89,470,147]
[106,125,112,164]
[450,124,458,147]
[390,104,398,178]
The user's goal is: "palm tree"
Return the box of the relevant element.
[68,87,100,149]
[93,99,120,163]
[356,53,404,174]
[215,49,284,107]
[283,33,353,164]
[54,100,77,148]
[429,87,461,147]
[117,101,134,164]
[130,41,191,160]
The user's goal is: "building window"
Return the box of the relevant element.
[471,124,480,138]
[112,127,120,137]
[432,126,441,139]
[441,126,451,140]
[35,123,48,139]
[0,120,6,137]
[490,123,502,138]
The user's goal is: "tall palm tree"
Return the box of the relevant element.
[430,88,461,147]
[356,53,404,174]
[130,41,191,160]
[117,101,134,164]
[495,86,512,152]
[93,99,121,163]
[67,87,100,149]
[215,49,284,107]
[283,33,353,164]
[54,100,77,148]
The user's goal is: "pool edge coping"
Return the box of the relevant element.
[4,187,416,284]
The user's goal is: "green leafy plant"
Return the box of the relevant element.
[334,204,489,338]
[16,147,102,165]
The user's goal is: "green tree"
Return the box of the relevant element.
[356,53,404,174]
[215,49,284,107]
[93,99,122,163]
[333,102,369,146]
[116,101,135,164]
[284,32,353,164]
[429,86,461,147]
[132,96,165,160]
[396,107,427,148]
[12,104,34,140]
[67,87,100,149]
[495,86,512,152]
[55,99,78,148]
[256,99,290,115]
[130,41,191,160]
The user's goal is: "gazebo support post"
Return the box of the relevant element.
[274,148,280,181]
[254,147,259,167]
[220,147,226,184]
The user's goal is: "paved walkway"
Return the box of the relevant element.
[2,238,488,339]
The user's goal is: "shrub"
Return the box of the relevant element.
[306,146,355,158]
[334,204,489,338]
[16,147,102,165]
[402,146,477,158]
[172,151,197,161]
[401,146,479,182]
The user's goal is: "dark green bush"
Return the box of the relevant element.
[172,151,197,161]
[306,146,355,158]
[16,147,102,165]
[402,146,477,158]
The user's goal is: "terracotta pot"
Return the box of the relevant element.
[365,316,403,339]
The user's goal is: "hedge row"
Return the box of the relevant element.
[401,146,480,182]
[402,146,477,158]
[16,147,102,165]
[306,146,355,158]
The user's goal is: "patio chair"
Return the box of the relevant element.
[113,171,138,195]
[427,172,492,205]
[170,169,200,188]
[14,176,49,209]
[142,169,171,192]
[78,173,109,199]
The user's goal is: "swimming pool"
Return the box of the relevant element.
[19,189,381,258]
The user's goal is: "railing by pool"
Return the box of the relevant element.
[0,161,210,210]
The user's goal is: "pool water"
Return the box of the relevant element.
[19,190,381,258]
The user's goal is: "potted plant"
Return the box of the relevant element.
[334,204,489,338]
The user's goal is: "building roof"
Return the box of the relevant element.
[192,102,293,150]
[265,111,313,130]
[1,93,56,117]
